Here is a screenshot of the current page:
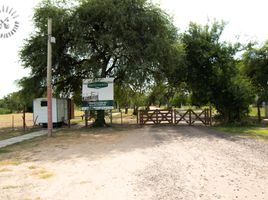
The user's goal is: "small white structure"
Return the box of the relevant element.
[33,98,71,125]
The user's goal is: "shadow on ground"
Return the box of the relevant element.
[0,124,267,164]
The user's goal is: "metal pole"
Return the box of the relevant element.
[47,18,53,137]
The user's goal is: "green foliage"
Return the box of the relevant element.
[213,75,255,122]
[181,21,254,123]
[213,125,268,140]
[243,41,268,105]
[19,0,181,125]
[146,82,187,108]
[169,84,191,108]
[0,92,28,113]
[18,1,257,125]
[0,108,12,114]
[114,82,147,115]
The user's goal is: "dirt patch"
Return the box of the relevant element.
[0,125,267,200]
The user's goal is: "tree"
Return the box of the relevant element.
[19,0,180,126]
[181,21,254,123]
[243,41,268,122]
[0,92,26,113]
[114,82,147,114]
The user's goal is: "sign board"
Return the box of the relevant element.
[82,78,114,110]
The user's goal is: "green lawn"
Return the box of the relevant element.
[213,125,268,140]
[249,106,265,117]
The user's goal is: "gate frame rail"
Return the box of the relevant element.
[139,109,211,126]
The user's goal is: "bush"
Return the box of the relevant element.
[0,108,12,114]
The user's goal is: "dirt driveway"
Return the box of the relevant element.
[0,125,267,200]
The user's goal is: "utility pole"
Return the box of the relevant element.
[47,18,53,137]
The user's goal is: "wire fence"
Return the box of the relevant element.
[0,113,34,130]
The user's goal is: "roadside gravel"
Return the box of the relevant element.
[0,125,267,200]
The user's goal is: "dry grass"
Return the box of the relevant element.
[0,113,34,129]
[28,165,37,170]
[31,169,54,179]
[0,159,20,166]
[0,168,12,172]
[2,185,21,189]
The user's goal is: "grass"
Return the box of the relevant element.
[0,159,20,166]
[0,168,12,172]
[28,165,37,170]
[0,149,11,154]
[213,125,268,140]
[0,136,44,166]
[249,106,265,117]
[0,108,11,114]
[32,169,54,179]
[0,113,34,129]
[2,185,20,189]
[0,128,42,141]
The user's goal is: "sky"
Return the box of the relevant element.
[0,0,268,98]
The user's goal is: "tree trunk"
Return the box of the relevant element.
[125,107,128,114]
[133,105,138,115]
[23,106,26,131]
[92,110,106,127]
[257,104,261,123]
[224,110,229,124]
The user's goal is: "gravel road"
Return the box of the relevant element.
[0,125,267,200]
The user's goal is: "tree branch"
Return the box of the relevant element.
[105,57,118,76]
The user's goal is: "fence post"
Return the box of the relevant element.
[12,115,14,130]
[23,108,26,131]
[110,110,112,124]
[172,110,174,124]
[204,109,207,126]
[136,110,139,125]
[189,109,192,125]
[156,110,158,124]
[121,111,123,125]
[209,104,212,126]
[85,110,88,127]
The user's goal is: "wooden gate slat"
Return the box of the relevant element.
[139,109,211,126]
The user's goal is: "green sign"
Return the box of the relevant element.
[87,82,108,89]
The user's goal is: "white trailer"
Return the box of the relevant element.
[33,98,72,126]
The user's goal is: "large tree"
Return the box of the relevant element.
[243,41,268,122]
[181,22,254,123]
[19,0,181,126]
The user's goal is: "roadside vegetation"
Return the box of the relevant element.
[214,124,268,140]
[0,0,268,128]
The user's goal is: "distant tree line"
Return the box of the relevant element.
[1,0,267,124]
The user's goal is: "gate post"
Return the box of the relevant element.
[156,110,159,124]
[137,110,139,125]
[209,105,212,126]
[172,109,174,124]
[189,109,192,125]
[204,109,208,126]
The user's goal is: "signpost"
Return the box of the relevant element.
[47,18,56,137]
[47,18,53,137]
[82,78,114,110]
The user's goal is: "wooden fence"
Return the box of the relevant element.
[139,110,173,125]
[139,109,211,126]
